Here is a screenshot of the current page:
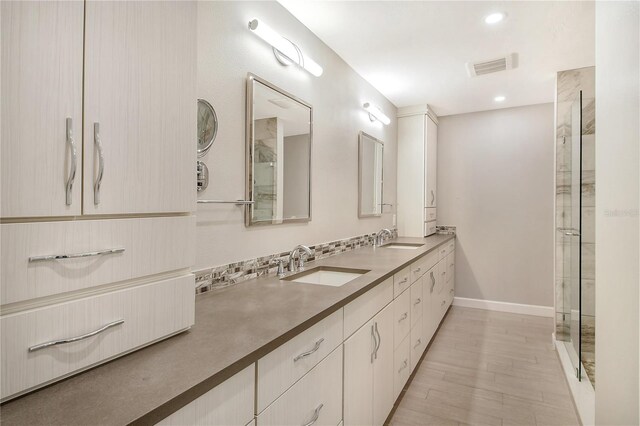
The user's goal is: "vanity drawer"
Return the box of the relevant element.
[393,288,411,348]
[437,243,448,261]
[424,220,436,236]
[393,334,411,400]
[410,258,426,283]
[1,216,195,305]
[410,281,423,327]
[344,277,392,338]
[258,309,343,413]
[446,252,455,283]
[437,260,447,294]
[1,274,195,400]
[393,266,411,297]
[257,346,342,426]
[425,208,437,222]
[409,320,424,373]
[445,239,455,255]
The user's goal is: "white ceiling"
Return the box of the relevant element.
[278,1,595,116]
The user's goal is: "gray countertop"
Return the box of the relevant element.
[0,234,454,426]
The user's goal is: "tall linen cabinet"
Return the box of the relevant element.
[0,0,196,401]
[396,105,438,237]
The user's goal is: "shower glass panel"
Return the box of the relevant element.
[563,91,583,379]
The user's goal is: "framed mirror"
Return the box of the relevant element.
[197,98,218,157]
[358,131,384,218]
[246,74,312,226]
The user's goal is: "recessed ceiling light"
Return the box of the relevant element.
[494,95,506,102]
[485,12,505,24]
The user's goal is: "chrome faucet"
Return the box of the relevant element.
[288,245,313,272]
[374,228,392,247]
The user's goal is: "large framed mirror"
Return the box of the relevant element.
[246,74,312,226]
[358,131,384,218]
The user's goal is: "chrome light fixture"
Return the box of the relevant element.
[363,103,391,125]
[248,18,323,77]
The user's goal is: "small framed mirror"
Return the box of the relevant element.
[358,131,384,218]
[197,98,218,157]
[246,74,312,226]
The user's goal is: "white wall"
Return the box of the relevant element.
[196,1,397,269]
[438,103,555,307]
[595,1,639,424]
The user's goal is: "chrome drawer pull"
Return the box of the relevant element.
[65,118,77,206]
[398,312,408,322]
[415,267,421,273]
[302,403,324,426]
[29,319,124,352]
[93,123,104,205]
[414,298,421,305]
[441,300,446,306]
[399,277,408,284]
[398,359,408,373]
[197,199,255,205]
[414,339,422,349]
[293,338,325,362]
[29,247,125,262]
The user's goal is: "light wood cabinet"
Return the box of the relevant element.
[157,365,255,426]
[397,105,439,236]
[1,1,84,218]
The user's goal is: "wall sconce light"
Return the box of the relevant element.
[248,18,323,77]
[363,102,390,125]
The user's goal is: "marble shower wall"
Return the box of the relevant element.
[555,66,596,384]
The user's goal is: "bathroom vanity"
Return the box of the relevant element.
[0,234,456,426]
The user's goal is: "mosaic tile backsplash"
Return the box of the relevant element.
[195,228,399,294]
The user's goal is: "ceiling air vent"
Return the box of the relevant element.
[466,53,517,77]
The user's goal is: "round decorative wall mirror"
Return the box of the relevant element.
[197,99,218,157]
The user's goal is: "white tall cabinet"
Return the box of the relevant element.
[397,105,439,237]
[0,0,196,401]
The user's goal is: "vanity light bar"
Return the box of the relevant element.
[248,18,323,77]
[363,103,391,125]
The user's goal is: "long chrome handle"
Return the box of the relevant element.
[430,272,436,292]
[430,190,435,205]
[370,324,376,364]
[414,338,422,349]
[398,312,408,322]
[414,298,422,305]
[29,247,125,262]
[293,338,325,362]
[374,322,381,359]
[302,404,324,426]
[564,231,581,236]
[398,359,408,373]
[29,319,124,352]
[94,123,104,205]
[197,200,255,205]
[65,118,77,206]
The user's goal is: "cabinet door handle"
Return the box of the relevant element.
[374,322,381,359]
[450,289,454,294]
[398,359,408,373]
[430,190,435,205]
[29,247,125,262]
[441,271,446,276]
[302,403,324,426]
[414,338,422,349]
[94,123,104,205]
[398,312,408,323]
[370,324,377,364]
[441,300,446,306]
[414,298,421,305]
[415,267,421,273]
[293,338,325,362]
[29,319,124,352]
[399,277,408,284]
[430,272,436,293]
[65,118,77,206]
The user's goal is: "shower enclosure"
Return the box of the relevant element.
[555,67,596,386]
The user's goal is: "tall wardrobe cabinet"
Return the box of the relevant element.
[396,105,439,237]
[0,1,197,401]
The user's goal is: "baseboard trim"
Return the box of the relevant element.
[555,339,595,425]
[453,297,554,317]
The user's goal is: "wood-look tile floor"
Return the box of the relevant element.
[388,306,580,426]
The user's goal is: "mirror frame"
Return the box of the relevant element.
[245,73,313,226]
[358,131,384,218]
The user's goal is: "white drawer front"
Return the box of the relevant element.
[258,309,343,413]
[437,244,448,261]
[257,346,342,426]
[410,258,426,284]
[437,260,447,294]
[393,289,411,349]
[1,274,195,400]
[410,320,424,373]
[425,208,437,222]
[393,266,411,298]
[157,364,255,426]
[410,281,423,327]
[445,239,455,255]
[393,334,410,400]
[344,277,392,339]
[446,252,455,283]
[424,220,436,236]
[1,216,195,305]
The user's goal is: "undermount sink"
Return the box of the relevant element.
[283,266,369,287]
[382,243,424,250]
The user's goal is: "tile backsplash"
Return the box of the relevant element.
[195,228,398,294]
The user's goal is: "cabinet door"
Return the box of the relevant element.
[425,116,437,208]
[1,1,84,218]
[83,1,196,215]
[344,319,375,426]
[423,270,437,344]
[372,304,394,426]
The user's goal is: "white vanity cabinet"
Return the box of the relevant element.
[157,365,255,426]
[397,105,439,237]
